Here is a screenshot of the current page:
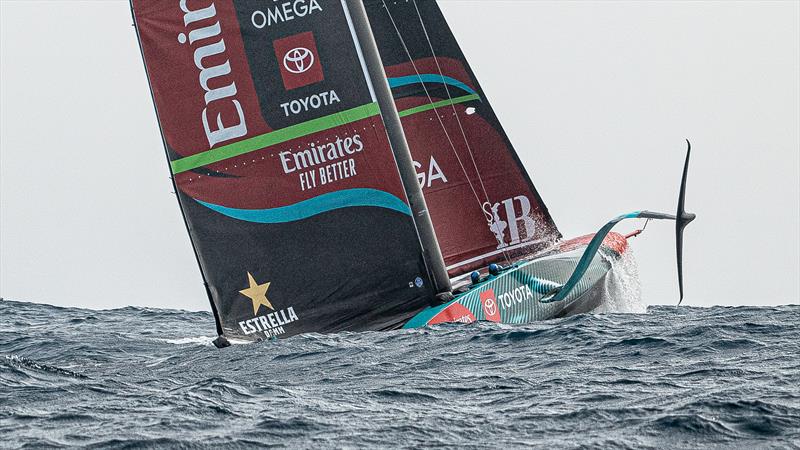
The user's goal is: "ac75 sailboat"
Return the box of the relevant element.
[130,0,695,347]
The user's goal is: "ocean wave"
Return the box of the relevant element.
[156,336,215,346]
[0,299,798,448]
[2,354,87,379]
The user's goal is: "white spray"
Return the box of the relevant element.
[592,247,647,314]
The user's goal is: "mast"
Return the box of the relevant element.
[344,0,452,296]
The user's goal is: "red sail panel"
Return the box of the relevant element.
[365,1,561,276]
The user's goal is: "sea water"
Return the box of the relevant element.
[1,265,798,448]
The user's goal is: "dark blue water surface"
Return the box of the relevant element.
[1,299,798,448]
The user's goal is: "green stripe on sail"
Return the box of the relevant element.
[170,103,380,174]
[397,94,480,118]
[170,93,481,174]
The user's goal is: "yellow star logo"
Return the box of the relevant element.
[239,272,273,315]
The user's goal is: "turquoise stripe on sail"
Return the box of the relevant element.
[195,189,411,224]
[388,74,477,95]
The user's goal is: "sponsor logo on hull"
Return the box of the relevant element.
[480,289,501,322]
[430,303,476,325]
[497,285,535,310]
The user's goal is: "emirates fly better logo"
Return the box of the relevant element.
[274,31,324,90]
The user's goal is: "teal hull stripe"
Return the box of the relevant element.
[388,75,477,96]
[508,270,563,294]
[542,211,642,304]
[404,211,651,328]
[404,258,542,329]
[404,306,446,329]
[196,189,411,224]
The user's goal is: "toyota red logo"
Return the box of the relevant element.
[283,47,315,74]
[274,32,324,90]
[483,297,497,316]
[479,289,501,322]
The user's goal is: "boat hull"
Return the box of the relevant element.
[403,232,629,328]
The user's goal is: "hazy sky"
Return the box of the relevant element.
[1,1,798,311]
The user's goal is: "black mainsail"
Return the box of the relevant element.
[130,0,448,342]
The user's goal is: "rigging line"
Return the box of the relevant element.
[381,0,485,213]
[383,0,512,264]
[410,0,490,205]
[410,0,512,266]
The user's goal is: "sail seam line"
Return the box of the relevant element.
[411,0,514,266]
[169,94,482,175]
[445,239,552,271]
[411,0,491,207]
[398,94,479,118]
[169,103,380,175]
[381,0,485,213]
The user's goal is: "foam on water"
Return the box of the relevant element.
[1,298,798,448]
[592,248,648,314]
[158,336,215,346]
